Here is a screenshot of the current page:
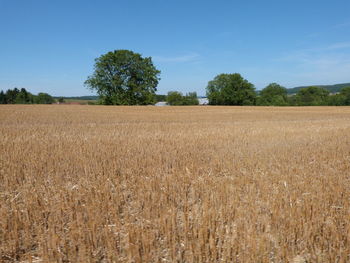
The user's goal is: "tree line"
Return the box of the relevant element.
[206,74,350,106]
[1,49,350,106]
[84,50,350,106]
[0,88,55,104]
[164,82,350,106]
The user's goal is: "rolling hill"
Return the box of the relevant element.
[287,83,350,94]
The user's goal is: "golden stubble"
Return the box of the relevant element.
[0,105,350,262]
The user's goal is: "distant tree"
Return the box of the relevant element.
[287,95,298,106]
[183,92,199,105]
[296,86,329,106]
[15,88,33,104]
[58,97,65,103]
[155,94,167,102]
[35,93,55,104]
[5,88,20,104]
[327,94,346,106]
[85,50,161,105]
[166,91,199,105]
[340,87,350,105]
[0,88,56,104]
[0,91,6,104]
[166,91,184,105]
[206,73,256,105]
[257,83,288,106]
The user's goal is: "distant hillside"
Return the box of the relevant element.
[287,83,350,94]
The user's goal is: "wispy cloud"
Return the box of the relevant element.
[332,21,350,29]
[273,42,350,85]
[325,42,350,50]
[307,21,350,39]
[277,42,350,62]
[153,53,200,63]
[294,42,350,53]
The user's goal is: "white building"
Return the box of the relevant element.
[198,98,209,105]
[155,101,168,106]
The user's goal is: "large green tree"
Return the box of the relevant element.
[340,87,350,105]
[327,94,346,106]
[206,73,256,105]
[5,88,20,104]
[257,83,288,106]
[85,50,161,105]
[15,88,34,104]
[296,86,329,106]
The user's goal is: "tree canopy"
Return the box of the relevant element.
[257,83,288,106]
[295,86,330,106]
[206,73,256,105]
[0,91,6,104]
[166,91,199,105]
[0,88,55,104]
[5,88,20,104]
[15,88,35,104]
[340,87,350,105]
[85,50,161,105]
[35,93,55,104]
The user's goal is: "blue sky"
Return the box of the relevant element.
[1,0,350,96]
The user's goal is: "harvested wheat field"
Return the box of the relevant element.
[1,105,350,262]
